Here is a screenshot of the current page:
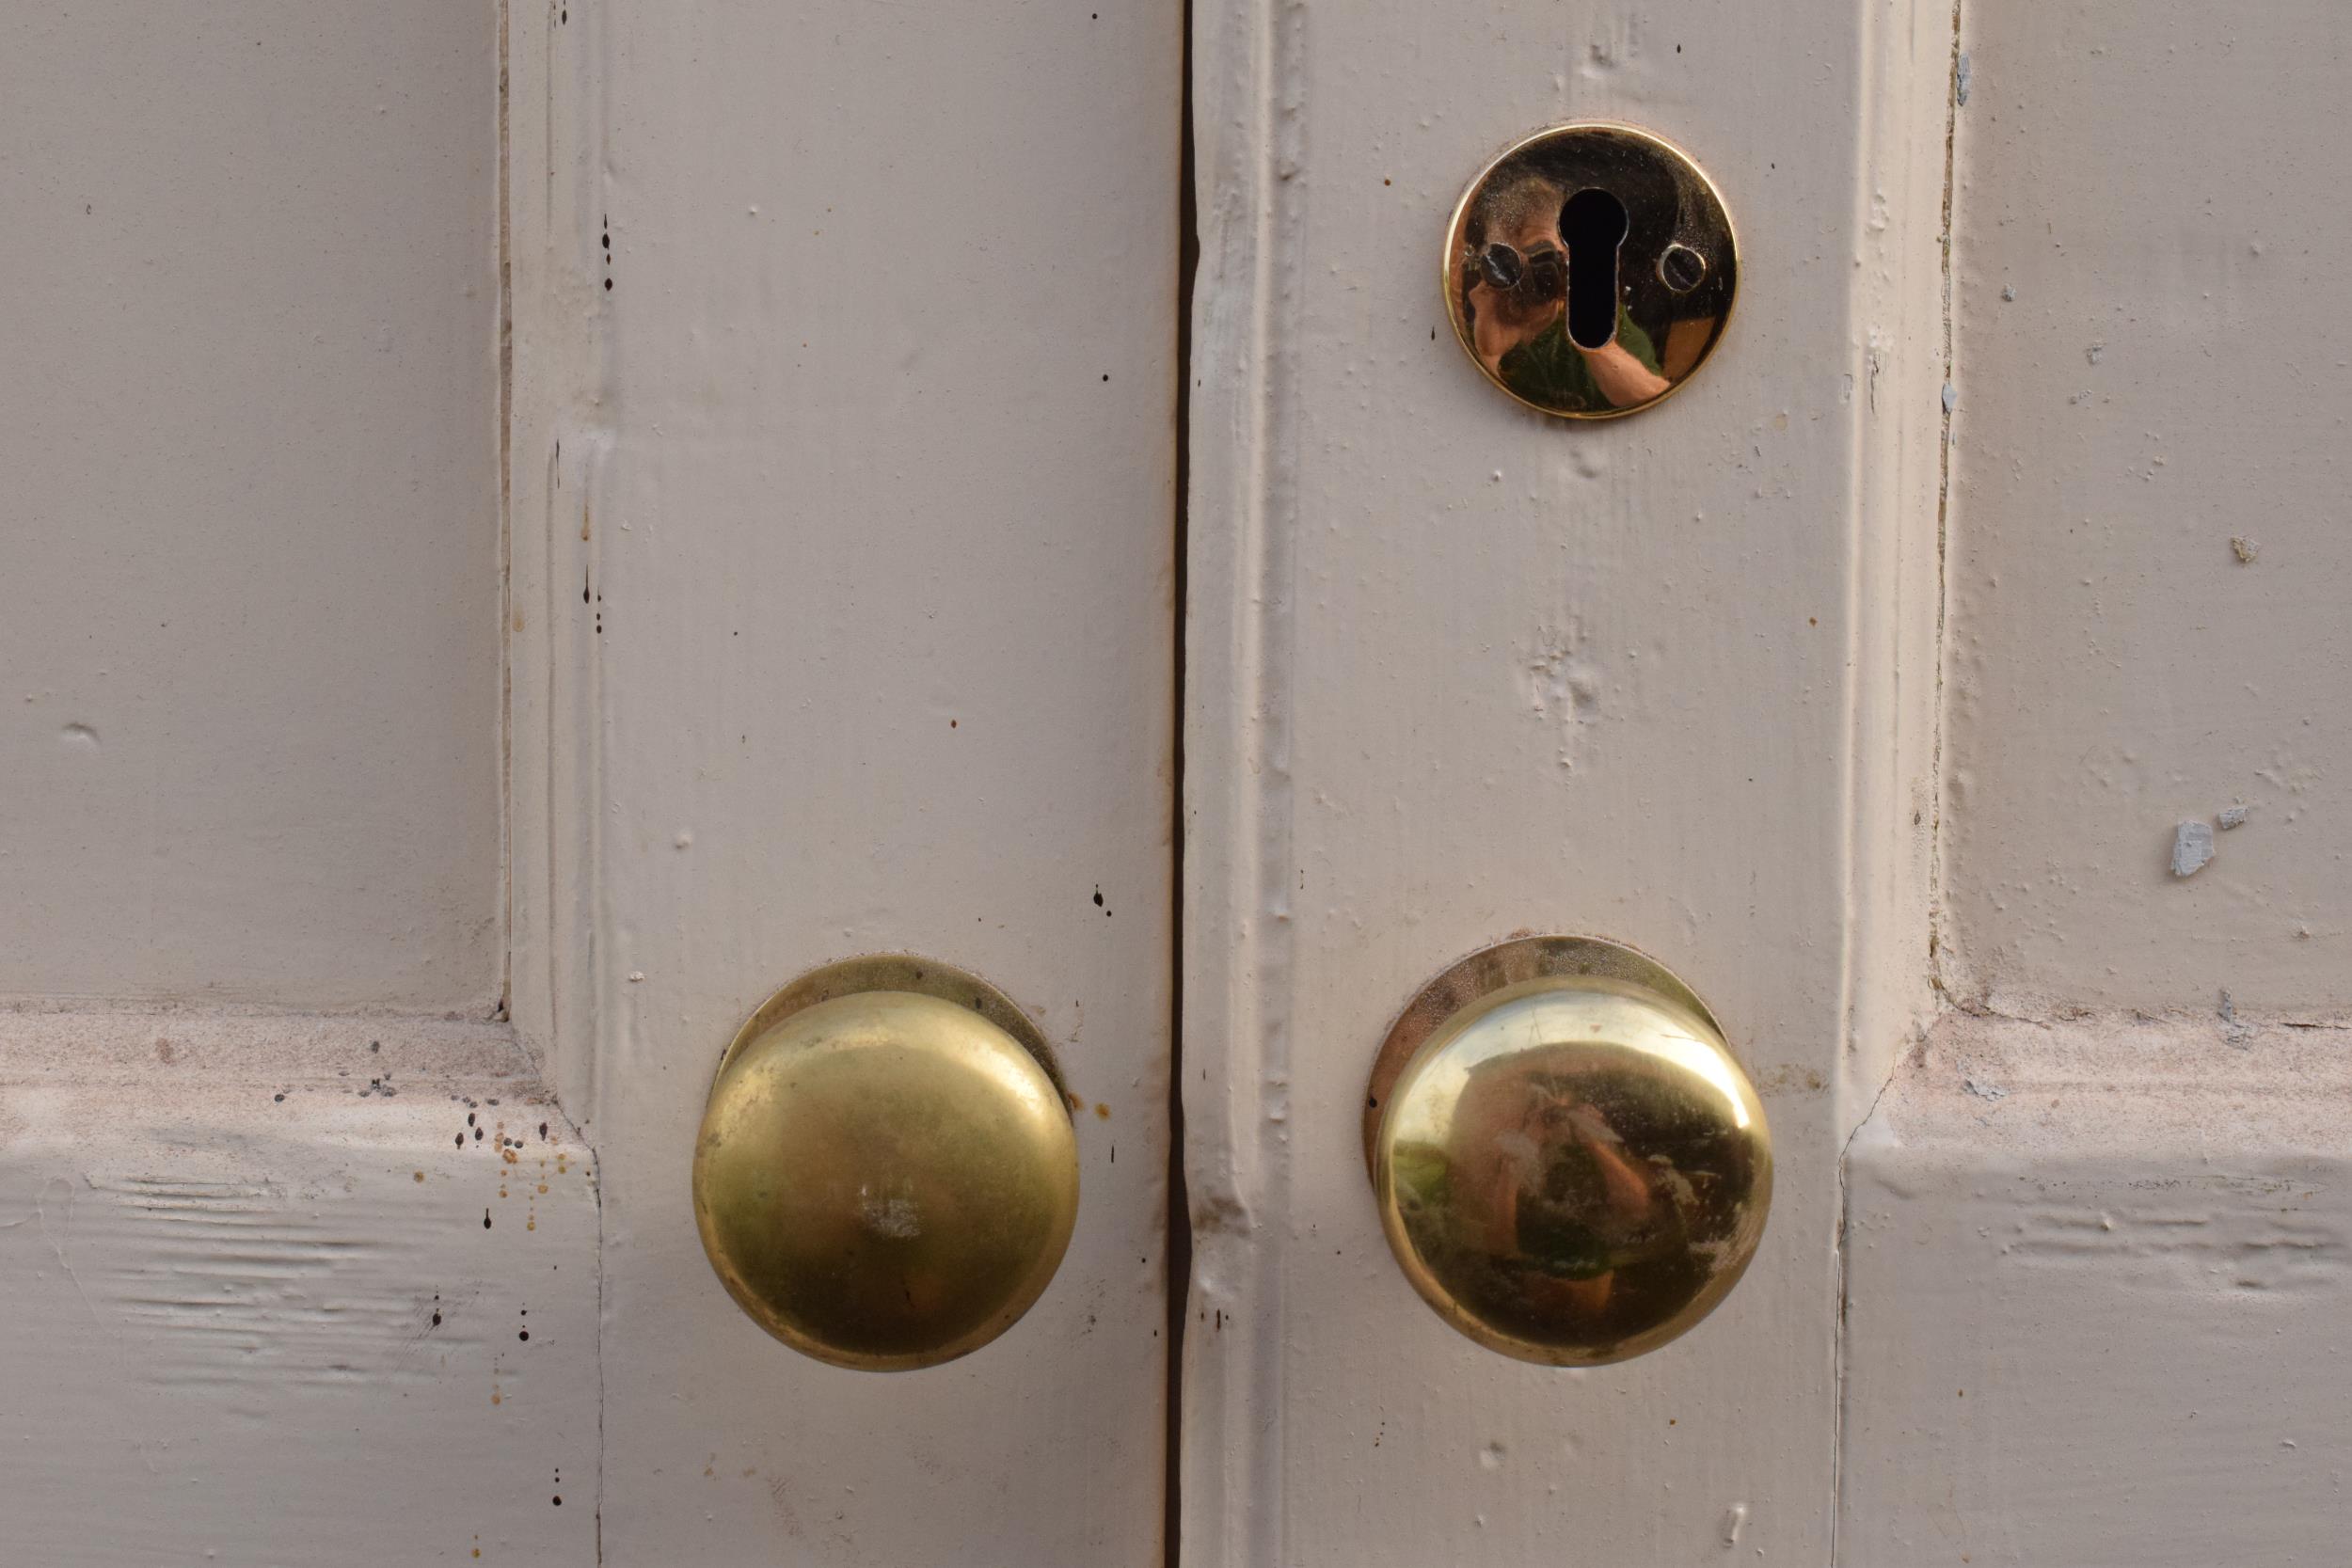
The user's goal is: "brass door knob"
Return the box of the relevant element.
[1365,937,1771,1365]
[693,956,1079,1371]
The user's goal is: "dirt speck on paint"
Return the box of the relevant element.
[1756,1065,1829,1096]
[2231,535,2260,563]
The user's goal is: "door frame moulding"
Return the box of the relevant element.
[1178,0,1310,1560]
[503,0,613,1130]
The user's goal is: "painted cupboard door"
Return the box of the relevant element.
[4,4,1179,1565]
[0,7,603,1564]
[1182,0,1943,1560]
[1838,4,2352,1563]
[1184,2,2351,1565]
[506,2,1182,1562]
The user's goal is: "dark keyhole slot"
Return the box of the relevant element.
[1561,187,1629,351]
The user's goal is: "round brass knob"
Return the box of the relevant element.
[1365,937,1771,1365]
[692,956,1078,1371]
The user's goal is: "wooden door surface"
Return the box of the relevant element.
[8,1,2347,1565]
[1838,5,2352,1562]
[3,3,1180,1564]
[510,2,1182,1560]
[1181,2,2349,1565]
[1180,0,1942,1557]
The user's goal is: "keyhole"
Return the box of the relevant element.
[1561,187,1629,351]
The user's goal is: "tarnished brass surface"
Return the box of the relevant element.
[692,957,1078,1371]
[1444,121,1738,419]
[1367,937,1771,1365]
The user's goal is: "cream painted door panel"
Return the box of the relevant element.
[4,4,1179,1565]
[515,4,1180,1560]
[11,0,2344,1562]
[1182,2,2349,1565]
[1183,1,1943,1559]
[1841,5,2352,1563]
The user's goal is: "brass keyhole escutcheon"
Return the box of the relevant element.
[1444,121,1738,419]
[1365,937,1772,1365]
[692,956,1079,1371]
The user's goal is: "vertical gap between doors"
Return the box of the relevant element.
[1164,0,1198,1560]
[494,0,516,1028]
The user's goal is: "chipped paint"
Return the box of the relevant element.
[2169,819,2215,877]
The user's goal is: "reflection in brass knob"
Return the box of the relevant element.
[693,956,1078,1371]
[1365,937,1771,1365]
